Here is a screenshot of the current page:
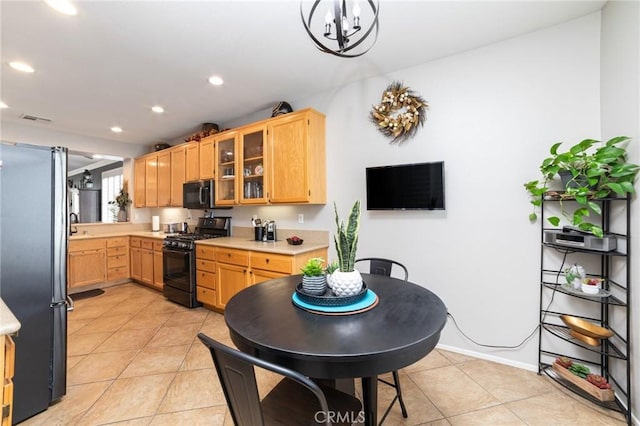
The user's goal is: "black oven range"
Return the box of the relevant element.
[162,216,231,308]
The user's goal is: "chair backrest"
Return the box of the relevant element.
[355,257,409,281]
[197,333,331,426]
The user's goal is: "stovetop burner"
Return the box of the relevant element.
[163,217,231,250]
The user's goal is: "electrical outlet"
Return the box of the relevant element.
[297,213,304,224]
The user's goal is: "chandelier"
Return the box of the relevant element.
[300,0,379,58]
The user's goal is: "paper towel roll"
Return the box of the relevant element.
[152,216,160,232]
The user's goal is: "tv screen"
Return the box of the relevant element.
[366,161,445,210]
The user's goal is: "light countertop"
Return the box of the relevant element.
[70,231,170,241]
[0,298,21,336]
[196,237,328,255]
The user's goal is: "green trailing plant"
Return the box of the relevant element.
[300,257,325,277]
[333,200,361,272]
[524,136,639,237]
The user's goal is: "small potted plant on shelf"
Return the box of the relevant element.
[300,257,327,295]
[329,200,363,297]
[524,136,639,237]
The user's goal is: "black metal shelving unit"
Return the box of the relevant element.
[537,193,631,424]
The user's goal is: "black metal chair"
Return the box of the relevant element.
[354,258,409,425]
[197,333,363,426]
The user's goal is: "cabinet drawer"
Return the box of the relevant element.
[251,252,293,274]
[107,237,128,248]
[196,245,216,260]
[107,246,128,256]
[130,237,141,248]
[197,286,216,305]
[196,259,216,273]
[107,254,127,268]
[69,238,105,252]
[141,239,154,250]
[216,248,249,266]
[153,241,163,251]
[107,266,128,281]
[197,270,216,290]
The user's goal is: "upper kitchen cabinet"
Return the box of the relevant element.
[267,108,326,204]
[239,125,266,204]
[185,142,200,182]
[199,135,215,180]
[145,154,158,207]
[170,145,186,207]
[157,150,171,207]
[134,157,146,207]
[215,131,238,206]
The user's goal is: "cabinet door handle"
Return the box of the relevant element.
[266,258,270,263]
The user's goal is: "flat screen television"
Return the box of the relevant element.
[366,161,445,210]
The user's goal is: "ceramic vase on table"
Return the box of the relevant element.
[301,275,327,295]
[330,270,363,297]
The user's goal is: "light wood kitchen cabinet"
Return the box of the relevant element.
[153,241,164,290]
[1,335,15,426]
[106,237,129,281]
[145,154,158,207]
[130,238,142,281]
[215,132,238,205]
[185,142,200,182]
[157,150,171,207]
[134,157,146,207]
[195,245,327,311]
[68,239,106,288]
[130,237,163,291]
[239,125,267,204]
[199,136,215,180]
[267,108,326,204]
[170,145,186,207]
[195,245,216,308]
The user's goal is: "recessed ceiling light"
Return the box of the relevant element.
[0,101,8,109]
[9,61,35,73]
[151,105,165,114]
[208,75,224,86]
[43,0,77,16]
[110,126,123,133]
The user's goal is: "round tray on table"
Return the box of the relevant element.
[292,283,378,315]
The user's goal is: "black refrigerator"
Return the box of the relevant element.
[0,143,68,423]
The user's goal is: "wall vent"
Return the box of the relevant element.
[20,113,52,123]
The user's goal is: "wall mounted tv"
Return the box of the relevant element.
[366,161,445,210]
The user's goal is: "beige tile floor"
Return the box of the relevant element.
[22,282,627,425]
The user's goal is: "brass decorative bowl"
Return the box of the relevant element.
[569,330,601,346]
[560,315,614,339]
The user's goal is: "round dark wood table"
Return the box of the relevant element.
[224,273,448,425]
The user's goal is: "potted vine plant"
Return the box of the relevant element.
[300,257,327,295]
[524,136,639,237]
[329,200,363,297]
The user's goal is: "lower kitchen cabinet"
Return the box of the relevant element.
[1,335,16,426]
[130,237,163,291]
[106,237,129,281]
[68,239,106,288]
[195,244,327,311]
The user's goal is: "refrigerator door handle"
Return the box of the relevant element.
[66,295,74,312]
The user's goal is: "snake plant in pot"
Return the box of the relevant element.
[524,136,639,238]
[329,200,363,297]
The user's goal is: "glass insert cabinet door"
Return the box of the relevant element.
[215,132,237,205]
[239,126,266,204]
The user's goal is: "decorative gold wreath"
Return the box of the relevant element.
[370,81,428,144]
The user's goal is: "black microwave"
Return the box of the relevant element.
[183,180,215,209]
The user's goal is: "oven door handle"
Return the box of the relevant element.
[198,185,204,205]
[163,247,191,255]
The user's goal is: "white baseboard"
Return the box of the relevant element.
[435,343,538,373]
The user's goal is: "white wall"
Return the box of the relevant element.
[252,12,599,369]
[601,0,639,420]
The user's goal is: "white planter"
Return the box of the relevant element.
[330,270,363,297]
[581,283,600,295]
